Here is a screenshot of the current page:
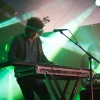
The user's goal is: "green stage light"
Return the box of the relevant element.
[1,56,5,60]
[4,44,9,51]
[40,31,70,60]
[41,5,95,61]
[0,17,21,28]
[0,68,22,100]
[0,11,36,28]
[7,74,13,100]
[22,11,36,20]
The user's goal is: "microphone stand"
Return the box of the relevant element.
[59,30,100,100]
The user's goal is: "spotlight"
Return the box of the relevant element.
[95,0,100,6]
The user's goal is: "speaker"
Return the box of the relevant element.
[80,89,100,100]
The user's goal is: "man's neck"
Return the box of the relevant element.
[28,37,36,47]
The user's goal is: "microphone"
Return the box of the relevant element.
[53,29,68,32]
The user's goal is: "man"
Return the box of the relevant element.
[8,17,51,100]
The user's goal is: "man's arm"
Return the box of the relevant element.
[8,36,23,62]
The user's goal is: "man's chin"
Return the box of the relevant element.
[28,36,37,39]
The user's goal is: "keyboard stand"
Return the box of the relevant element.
[44,74,80,100]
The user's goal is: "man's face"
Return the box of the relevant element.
[26,31,39,39]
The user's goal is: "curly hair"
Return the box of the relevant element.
[26,17,44,29]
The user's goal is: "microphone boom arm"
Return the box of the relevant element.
[59,30,100,100]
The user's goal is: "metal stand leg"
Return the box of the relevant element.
[69,78,80,100]
[62,79,71,97]
[44,74,60,100]
[51,75,66,100]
